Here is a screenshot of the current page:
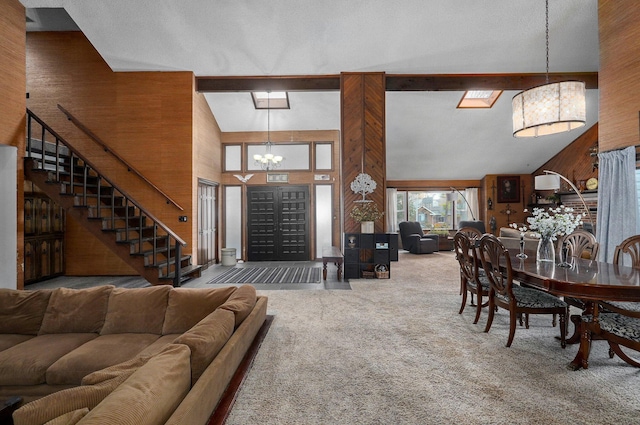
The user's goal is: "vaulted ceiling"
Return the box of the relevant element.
[22,0,600,180]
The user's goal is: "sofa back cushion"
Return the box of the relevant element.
[0,289,52,335]
[219,284,257,328]
[173,308,235,383]
[39,286,113,335]
[78,344,192,425]
[100,286,171,335]
[162,286,237,335]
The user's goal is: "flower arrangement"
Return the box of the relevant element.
[349,202,384,223]
[525,206,583,240]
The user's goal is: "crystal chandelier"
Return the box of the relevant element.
[512,0,586,138]
[253,92,283,170]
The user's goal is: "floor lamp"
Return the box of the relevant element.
[449,187,485,232]
[534,170,595,232]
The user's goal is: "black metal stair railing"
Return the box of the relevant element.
[25,109,188,286]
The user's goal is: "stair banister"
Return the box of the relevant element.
[57,104,184,211]
[26,109,186,248]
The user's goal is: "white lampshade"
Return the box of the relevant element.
[512,81,586,138]
[446,192,457,202]
[535,174,561,190]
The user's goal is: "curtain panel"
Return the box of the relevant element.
[596,146,639,263]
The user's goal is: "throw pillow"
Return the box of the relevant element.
[162,286,237,335]
[0,289,53,334]
[100,286,171,335]
[219,284,257,327]
[39,286,113,334]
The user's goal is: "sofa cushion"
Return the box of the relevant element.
[100,286,171,335]
[0,333,98,386]
[47,333,161,385]
[173,308,235,383]
[44,408,89,425]
[0,334,34,352]
[78,344,192,425]
[44,407,89,425]
[81,351,156,386]
[162,286,237,335]
[39,286,113,335]
[219,284,257,327]
[13,364,134,425]
[0,289,52,335]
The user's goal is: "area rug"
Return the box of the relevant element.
[208,267,321,285]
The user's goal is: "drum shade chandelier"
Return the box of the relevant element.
[512,0,586,138]
[253,92,283,170]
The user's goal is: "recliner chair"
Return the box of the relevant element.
[458,220,486,234]
[398,221,439,254]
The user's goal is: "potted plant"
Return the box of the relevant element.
[350,203,384,233]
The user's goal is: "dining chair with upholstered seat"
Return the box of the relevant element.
[588,235,640,367]
[554,230,600,338]
[479,234,568,348]
[453,230,489,324]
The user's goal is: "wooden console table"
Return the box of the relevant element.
[322,246,343,281]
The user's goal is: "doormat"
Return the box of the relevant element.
[208,267,321,285]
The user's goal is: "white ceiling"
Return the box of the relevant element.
[22,0,600,181]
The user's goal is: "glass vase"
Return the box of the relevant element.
[516,235,527,259]
[536,235,555,263]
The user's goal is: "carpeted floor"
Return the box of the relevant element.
[225,251,640,425]
[208,266,321,285]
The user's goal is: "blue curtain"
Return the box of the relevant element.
[596,146,639,263]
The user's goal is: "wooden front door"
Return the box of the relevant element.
[247,185,310,261]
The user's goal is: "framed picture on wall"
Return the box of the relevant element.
[497,175,520,203]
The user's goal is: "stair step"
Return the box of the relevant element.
[96,216,148,230]
[160,264,203,286]
[114,226,159,242]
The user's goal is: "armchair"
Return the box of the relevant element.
[398,221,439,254]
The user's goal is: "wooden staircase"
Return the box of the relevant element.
[24,109,201,286]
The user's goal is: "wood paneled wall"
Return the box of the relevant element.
[1,0,26,289]
[341,73,386,233]
[26,32,201,276]
[598,0,640,152]
[193,89,223,264]
[481,174,533,234]
[534,124,599,186]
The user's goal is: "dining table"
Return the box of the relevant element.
[506,249,640,370]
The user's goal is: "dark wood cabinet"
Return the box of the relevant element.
[344,233,398,280]
[24,194,65,284]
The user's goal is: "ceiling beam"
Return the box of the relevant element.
[196,72,598,92]
[196,75,341,92]
[385,73,599,91]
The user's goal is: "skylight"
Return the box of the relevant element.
[457,90,502,108]
[252,91,290,109]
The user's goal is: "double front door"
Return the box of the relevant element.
[247,185,309,261]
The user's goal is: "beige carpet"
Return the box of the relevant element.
[225,251,640,425]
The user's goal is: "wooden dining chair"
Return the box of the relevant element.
[588,235,640,367]
[479,234,568,348]
[554,230,600,338]
[453,230,489,324]
[613,234,640,267]
[457,226,483,242]
[558,229,600,261]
